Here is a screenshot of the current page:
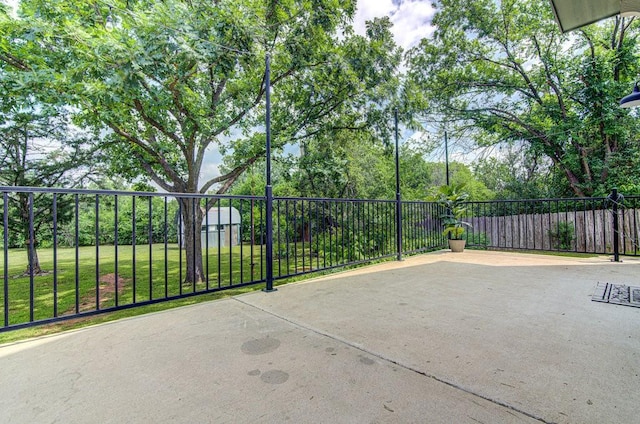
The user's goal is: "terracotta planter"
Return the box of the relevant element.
[448,239,466,252]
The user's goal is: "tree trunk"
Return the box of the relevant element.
[562,168,586,197]
[179,198,205,284]
[19,194,44,275]
[24,239,44,275]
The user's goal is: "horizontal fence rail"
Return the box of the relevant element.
[0,187,444,331]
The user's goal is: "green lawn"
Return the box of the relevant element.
[0,243,327,331]
[0,287,260,344]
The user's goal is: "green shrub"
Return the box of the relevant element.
[549,221,575,250]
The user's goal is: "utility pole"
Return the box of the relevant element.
[264,54,275,292]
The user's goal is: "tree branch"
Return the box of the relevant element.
[106,120,185,187]
[532,36,566,118]
[200,155,260,196]
[133,151,180,192]
[213,67,296,138]
[132,99,184,146]
[0,53,31,71]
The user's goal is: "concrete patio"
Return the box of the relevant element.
[1,250,639,424]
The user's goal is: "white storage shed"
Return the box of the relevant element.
[179,206,241,249]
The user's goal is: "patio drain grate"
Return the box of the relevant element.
[592,282,640,308]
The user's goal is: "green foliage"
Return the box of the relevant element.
[314,228,368,263]
[430,183,472,240]
[0,73,102,254]
[549,221,575,250]
[92,196,180,246]
[466,232,491,250]
[2,0,404,282]
[229,129,493,202]
[426,161,494,201]
[2,0,403,197]
[1,194,181,249]
[472,149,554,199]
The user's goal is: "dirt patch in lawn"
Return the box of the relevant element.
[63,273,129,314]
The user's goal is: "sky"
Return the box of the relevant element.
[353,0,436,50]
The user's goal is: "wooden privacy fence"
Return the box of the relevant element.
[464,202,640,256]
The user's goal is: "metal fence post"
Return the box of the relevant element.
[611,188,620,262]
[265,186,275,291]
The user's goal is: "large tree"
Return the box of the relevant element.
[0,102,100,274]
[1,1,402,283]
[406,0,640,197]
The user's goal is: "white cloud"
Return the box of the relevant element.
[354,0,435,50]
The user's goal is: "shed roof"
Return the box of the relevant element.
[204,207,241,226]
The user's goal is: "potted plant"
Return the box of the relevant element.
[431,183,472,252]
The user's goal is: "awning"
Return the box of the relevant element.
[549,0,640,33]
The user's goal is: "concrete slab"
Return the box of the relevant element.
[1,250,639,423]
[243,251,640,424]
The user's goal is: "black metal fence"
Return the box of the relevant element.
[1,186,636,332]
[0,187,444,331]
[461,190,639,258]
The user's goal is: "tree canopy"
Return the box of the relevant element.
[2,0,403,196]
[4,0,640,206]
[406,0,640,197]
[0,26,102,273]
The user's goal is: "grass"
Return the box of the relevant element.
[0,287,258,344]
[0,260,377,345]
[0,243,301,335]
[1,244,264,322]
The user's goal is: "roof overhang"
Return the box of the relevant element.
[549,0,640,33]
